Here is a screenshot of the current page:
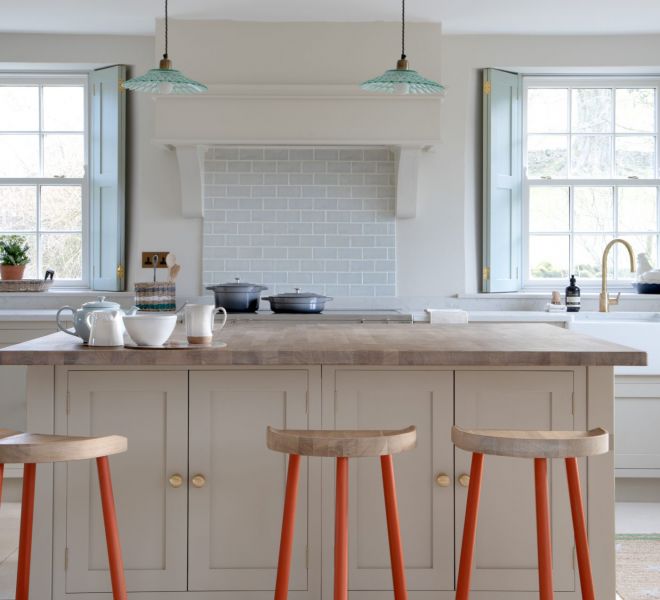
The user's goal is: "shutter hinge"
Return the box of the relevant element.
[483,80,492,95]
[64,547,69,570]
[116,264,125,280]
[119,79,126,93]
[482,266,490,281]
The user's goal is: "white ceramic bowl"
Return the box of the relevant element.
[123,314,177,347]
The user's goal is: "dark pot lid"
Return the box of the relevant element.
[206,277,268,292]
[264,288,333,302]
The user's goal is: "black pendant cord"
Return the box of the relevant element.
[401,0,406,60]
[163,0,169,59]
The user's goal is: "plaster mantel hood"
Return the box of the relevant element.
[152,84,443,219]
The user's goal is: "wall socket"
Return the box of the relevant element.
[141,252,170,268]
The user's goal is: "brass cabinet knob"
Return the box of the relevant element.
[191,474,206,488]
[168,474,183,488]
[435,473,451,487]
[458,474,470,488]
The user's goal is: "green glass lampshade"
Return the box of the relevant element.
[361,59,445,95]
[123,58,207,95]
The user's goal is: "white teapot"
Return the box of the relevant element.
[56,297,137,343]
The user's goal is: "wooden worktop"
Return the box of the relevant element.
[0,322,646,367]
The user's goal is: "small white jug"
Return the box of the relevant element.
[86,310,125,347]
[185,304,227,345]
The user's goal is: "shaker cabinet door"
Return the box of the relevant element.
[454,370,578,593]
[327,369,455,594]
[65,370,189,593]
[188,370,319,597]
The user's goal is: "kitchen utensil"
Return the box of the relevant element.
[86,311,124,347]
[152,254,158,283]
[57,297,138,343]
[184,304,227,344]
[263,288,332,314]
[166,253,176,280]
[170,264,181,281]
[206,278,268,312]
[123,313,177,346]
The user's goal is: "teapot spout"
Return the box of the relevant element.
[125,306,139,316]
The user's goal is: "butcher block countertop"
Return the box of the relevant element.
[0,322,647,367]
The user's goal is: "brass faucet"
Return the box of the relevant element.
[599,238,636,312]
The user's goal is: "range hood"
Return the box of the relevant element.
[152,84,443,219]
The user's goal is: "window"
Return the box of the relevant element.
[0,75,88,285]
[524,77,660,287]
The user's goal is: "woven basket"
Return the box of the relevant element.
[134,282,176,311]
[0,279,54,292]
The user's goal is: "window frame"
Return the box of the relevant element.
[522,75,660,291]
[0,72,90,287]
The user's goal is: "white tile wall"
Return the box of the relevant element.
[202,146,396,296]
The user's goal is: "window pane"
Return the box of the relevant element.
[529,235,569,278]
[527,89,568,133]
[0,186,36,231]
[570,135,611,178]
[616,88,655,133]
[41,186,82,231]
[572,89,612,133]
[615,135,655,178]
[43,134,84,178]
[574,234,611,279]
[616,235,655,279]
[574,187,613,231]
[527,135,568,178]
[529,186,569,232]
[43,86,84,132]
[0,135,39,177]
[0,87,38,131]
[618,187,657,232]
[40,233,82,280]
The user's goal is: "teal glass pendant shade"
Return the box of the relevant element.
[123,58,208,94]
[361,58,445,95]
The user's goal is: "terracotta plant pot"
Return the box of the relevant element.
[0,264,26,280]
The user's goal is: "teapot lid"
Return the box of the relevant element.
[81,296,121,310]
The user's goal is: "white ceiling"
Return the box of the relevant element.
[1,0,660,36]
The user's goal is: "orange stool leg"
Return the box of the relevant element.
[534,458,554,600]
[274,453,301,600]
[334,457,349,600]
[565,458,595,600]
[15,463,36,600]
[97,456,127,600]
[0,464,4,507]
[381,455,408,600]
[456,452,484,600]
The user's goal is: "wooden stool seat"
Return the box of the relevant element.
[0,428,127,463]
[451,426,609,459]
[267,425,416,457]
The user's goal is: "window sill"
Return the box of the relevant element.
[459,290,652,299]
[0,289,134,298]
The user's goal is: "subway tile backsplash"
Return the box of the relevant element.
[202,146,396,296]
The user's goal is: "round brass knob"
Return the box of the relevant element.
[168,474,183,488]
[435,473,451,487]
[191,474,206,488]
[458,474,470,488]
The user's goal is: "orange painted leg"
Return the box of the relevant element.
[381,455,408,600]
[274,453,301,600]
[0,464,4,507]
[455,452,484,600]
[534,458,554,600]
[566,458,595,600]
[97,456,127,600]
[334,457,349,600]
[15,463,36,600]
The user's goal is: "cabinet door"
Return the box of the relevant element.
[329,369,454,592]
[189,370,316,595]
[455,371,576,592]
[65,371,188,593]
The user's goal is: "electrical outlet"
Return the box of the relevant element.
[141,252,170,268]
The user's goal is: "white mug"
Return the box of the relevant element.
[86,311,124,347]
[185,304,227,345]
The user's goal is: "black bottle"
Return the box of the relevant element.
[565,275,580,312]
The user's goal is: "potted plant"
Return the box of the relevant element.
[0,235,30,280]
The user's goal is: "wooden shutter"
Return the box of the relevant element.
[482,68,522,292]
[90,65,126,291]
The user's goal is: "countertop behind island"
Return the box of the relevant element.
[0,321,646,367]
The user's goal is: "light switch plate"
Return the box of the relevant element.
[141,252,169,268]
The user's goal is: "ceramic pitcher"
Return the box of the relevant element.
[184,304,227,344]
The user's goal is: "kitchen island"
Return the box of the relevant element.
[0,322,646,600]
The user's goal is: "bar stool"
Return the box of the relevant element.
[452,426,610,600]
[267,425,417,600]
[0,428,128,600]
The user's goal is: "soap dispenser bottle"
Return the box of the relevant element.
[565,275,580,312]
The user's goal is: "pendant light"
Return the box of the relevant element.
[123,0,207,94]
[361,0,445,95]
